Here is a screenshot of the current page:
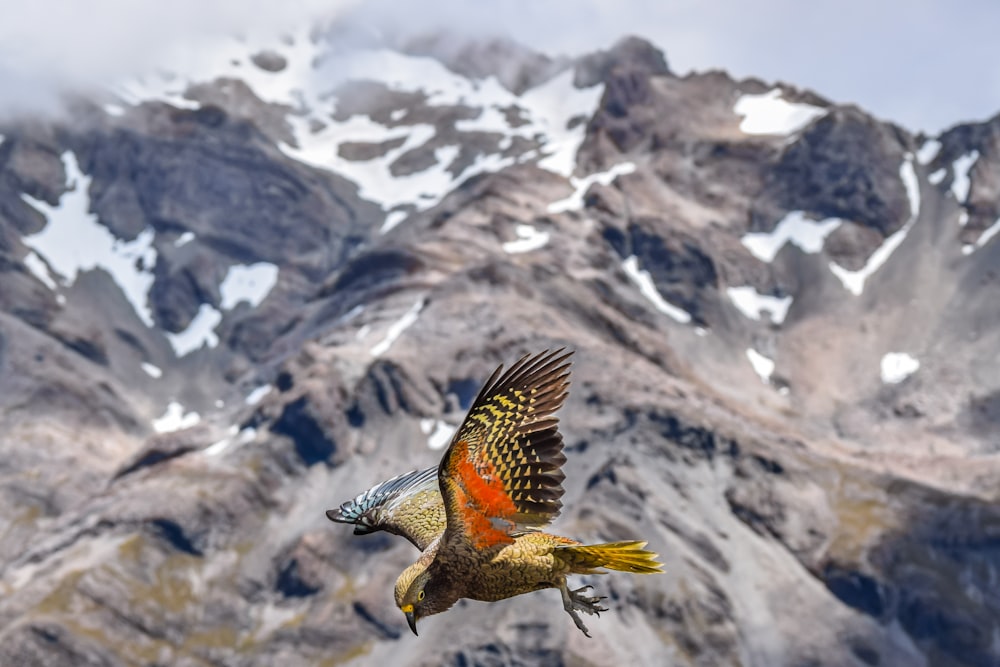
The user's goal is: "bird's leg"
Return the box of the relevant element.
[558,578,608,638]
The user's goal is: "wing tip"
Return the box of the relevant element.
[325,508,352,523]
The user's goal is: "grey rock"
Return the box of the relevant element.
[250,50,288,73]
[0,27,997,667]
[761,107,910,236]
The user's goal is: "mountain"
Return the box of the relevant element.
[1,23,999,667]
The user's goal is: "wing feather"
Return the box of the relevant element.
[438,349,572,550]
[326,466,444,551]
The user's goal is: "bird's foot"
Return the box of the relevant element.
[559,582,608,638]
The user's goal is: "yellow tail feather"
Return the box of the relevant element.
[555,540,663,575]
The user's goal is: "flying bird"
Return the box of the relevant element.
[327,349,662,637]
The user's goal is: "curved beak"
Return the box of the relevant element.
[401,605,418,636]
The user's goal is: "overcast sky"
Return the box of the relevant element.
[0,0,994,134]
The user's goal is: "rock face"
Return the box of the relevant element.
[0,27,998,667]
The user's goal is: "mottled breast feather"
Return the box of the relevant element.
[439,349,571,550]
[326,466,444,551]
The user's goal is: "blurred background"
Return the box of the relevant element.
[1,2,998,665]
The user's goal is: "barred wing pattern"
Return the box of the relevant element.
[326,466,444,551]
[439,349,571,551]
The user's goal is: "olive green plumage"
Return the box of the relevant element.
[328,349,663,637]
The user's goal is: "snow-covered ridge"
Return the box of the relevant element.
[281,59,603,219]
[111,29,604,231]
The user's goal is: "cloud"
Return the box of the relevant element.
[0,0,996,132]
[0,0,356,116]
[325,0,1000,132]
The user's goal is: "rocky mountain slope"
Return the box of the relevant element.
[0,23,998,667]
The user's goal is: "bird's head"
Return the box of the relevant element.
[394,561,453,636]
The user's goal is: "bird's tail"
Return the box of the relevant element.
[554,540,663,575]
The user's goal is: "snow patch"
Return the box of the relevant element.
[380,210,408,234]
[153,401,201,433]
[165,303,222,357]
[900,154,921,218]
[622,256,692,324]
[371,298,425,357]
[281,114,437,212]
[829,155,918,295]
[245,384,272,406]
[103,103,125,117]
[746,348,775,384]
[829,228,909,295]
[525,71,605,177]
[204,437,232,457]
[23,251,59,292]
[916,139,941,164]
[741,211,842,263]
[502,224,550,254]
[220,262,278,310]
[928,168,946,185]
[951,151,979,203]
[734,89,826,135]
[420,418,456,450]
[726,287,792,324]
[547,162,636,214]
[968,217,1000,253]
[342,304,365,322]
[174,231,196,247]
[881,353,919,384]
[205,425,255,457]
[141,362,163,379]
[21,151,157,326]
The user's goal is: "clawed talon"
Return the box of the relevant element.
[559,581,609,637]
[570,585,609,615]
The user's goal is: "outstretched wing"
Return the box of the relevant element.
[439,349,571,551]
[326,466,445,551]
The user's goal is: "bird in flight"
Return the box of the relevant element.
[327,349,662,637]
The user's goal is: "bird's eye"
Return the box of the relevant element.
[417,590,425,601]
